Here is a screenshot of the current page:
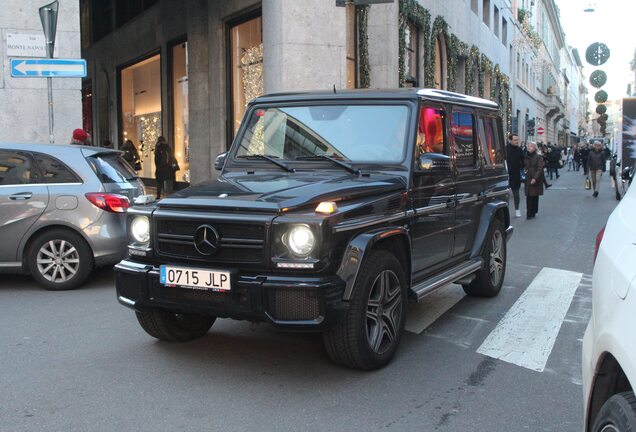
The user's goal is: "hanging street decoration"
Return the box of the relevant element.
[585,42,611,66]
[597,113,608,124]
[589,70,607,88]
[594,90,608,103]
[595,104,607,115]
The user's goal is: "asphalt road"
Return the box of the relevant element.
[0,167,620,432]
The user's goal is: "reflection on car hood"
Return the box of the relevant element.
[158,171,406,212]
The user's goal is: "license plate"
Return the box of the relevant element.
[160,265,231,292]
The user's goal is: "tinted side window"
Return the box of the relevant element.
[490,118,504,165]
[0,150,34,185]
[478,116,503,166]
[416,106,446,155]
[33,153,81,184]
[452,112,475,167]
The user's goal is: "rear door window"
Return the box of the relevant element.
[87,153,138,184]
[451,111,476,168]
[32,153,82,183]
[478,116,504,167]
[0,150,37,185]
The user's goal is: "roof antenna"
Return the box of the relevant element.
[333,84,337,94]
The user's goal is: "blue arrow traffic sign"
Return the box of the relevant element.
[10,58,86,78]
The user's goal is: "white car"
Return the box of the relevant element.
[583,181,636,431]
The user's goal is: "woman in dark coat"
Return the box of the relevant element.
[524,142,544,219]
[154,136,176,199]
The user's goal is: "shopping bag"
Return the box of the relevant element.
[585,176,591,190]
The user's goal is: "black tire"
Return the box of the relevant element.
[592,392,636,432]
[322,250,407,370]
[135,308,216,342]
[463,218,506,298]
[27,229,93,291]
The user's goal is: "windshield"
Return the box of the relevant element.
[87,153,138,184]
[234,105,410,163]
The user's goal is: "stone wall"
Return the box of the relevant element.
[0,0,81,144]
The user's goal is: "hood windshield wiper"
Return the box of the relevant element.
[295,155,360,175]
[236,154,295,173]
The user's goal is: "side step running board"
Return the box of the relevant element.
[410,258,483,302]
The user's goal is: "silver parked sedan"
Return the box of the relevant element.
[0,143,145,290]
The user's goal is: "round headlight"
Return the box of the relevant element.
[285,225,315,257]
[131,216,150,243]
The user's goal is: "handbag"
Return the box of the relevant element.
[133,161,142,171]
[585,176,591,190]
[171,157,180,172]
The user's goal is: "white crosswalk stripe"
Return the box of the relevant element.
[476,267,583,372]
[405,266,590,375]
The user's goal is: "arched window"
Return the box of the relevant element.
[405,20,419,87]
[457,59,466,94]
[484,70,492,99]
[434,37,446,90]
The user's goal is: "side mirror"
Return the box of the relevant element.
[214,152,227,171]
[417,153,451,172]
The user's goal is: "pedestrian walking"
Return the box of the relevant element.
[122,139,141,171]
[154,136,178,199]
[587,141,607,198]
[506,133,524,218]
[537,143,552,189]
[580,144,590,176]
[574,145,582,171]
[524,142,544,219]
[567,146,574,171]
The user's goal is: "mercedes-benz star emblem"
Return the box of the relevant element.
[193,225,220,256]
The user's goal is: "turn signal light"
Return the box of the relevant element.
[85,193,130,213]
[315,201,337,214]
[594,225,605,263]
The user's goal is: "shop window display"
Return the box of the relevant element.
[230,15,263,137]
[120,54,162,179]
[172,42,189,183]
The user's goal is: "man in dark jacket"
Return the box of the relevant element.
[580,144,590,175]
[506,133,524,218]
[588,141,607,198]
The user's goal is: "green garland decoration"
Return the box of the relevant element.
[357,5,370,88]
[585,42,610,66]
[589,69,607,89]
[427,15,448,88]
[595,104,607,115]
[479,54,493,98]
[465,45,480,95]
[594,90,608,103]
[398,0,431,87]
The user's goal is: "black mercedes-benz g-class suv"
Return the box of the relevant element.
[116,89,512,370]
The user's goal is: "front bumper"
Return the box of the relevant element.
[115,259,348,331]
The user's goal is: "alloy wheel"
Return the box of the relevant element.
[366,270,402,355]
[36,240,80,283]
[489,230,504,286]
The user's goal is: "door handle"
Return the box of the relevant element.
[445,199,456,209]
[9,192,33,200]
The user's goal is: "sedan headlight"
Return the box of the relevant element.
[283,224,315,257]
[130,216,150,244]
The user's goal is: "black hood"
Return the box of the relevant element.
[158,171,406,212]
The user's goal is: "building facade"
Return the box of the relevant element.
[1,0,82,144]
[81,0,579,185]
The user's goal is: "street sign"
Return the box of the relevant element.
[10,58,87,78]
[6,33,59,57]
[537,127,545,135]
[39,1,59,58]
